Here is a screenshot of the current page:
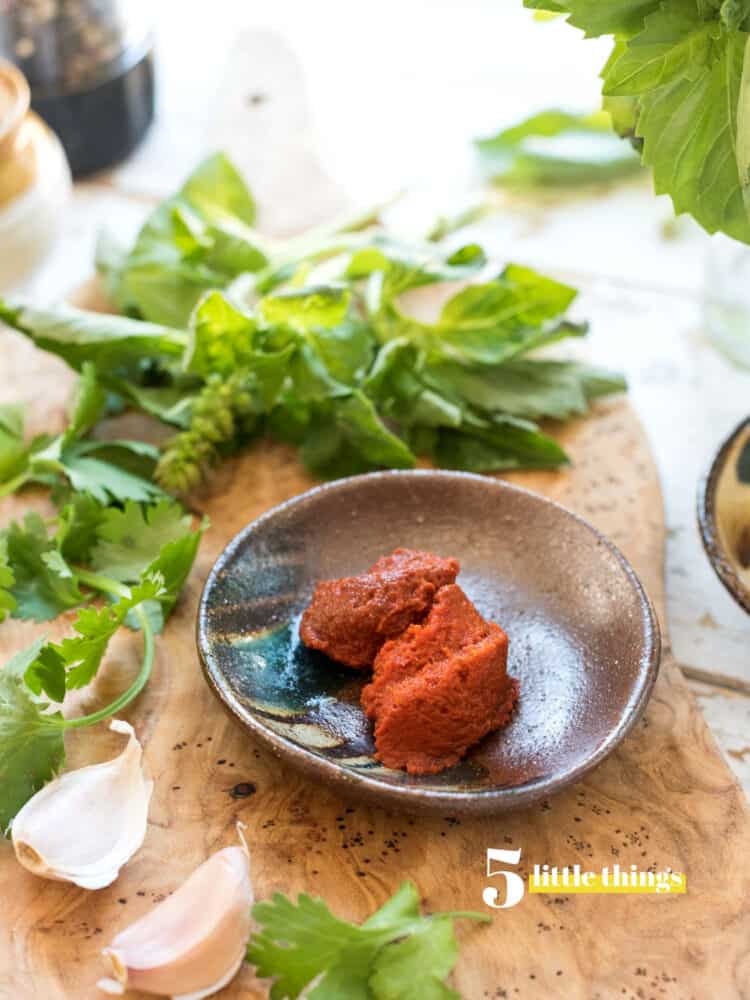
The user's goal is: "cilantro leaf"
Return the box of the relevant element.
[249,893,368,999]
[0,367,165,504]
[55,439,163,504]
[23,645,67,704]
[0,641,66,834]
[2,513,83,622]
[56,493,106,564]
[247,881,488,1000]
[0,404,30,483]
[91,500,193,582]
[25,435,162,505]
[0,536,17,622]
[141,524,206,623]
[369,918,460,1000]
[362,881,421,928]
[53,574,165,689]
[90,500,206,628]
[0,405,54,497]
[476,108,641,186]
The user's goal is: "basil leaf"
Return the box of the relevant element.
[476,109,641,186]
[0,301,186,378]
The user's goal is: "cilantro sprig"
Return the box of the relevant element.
[0,493,206,832]
[0,363,162,504]
[247,881,490,1000]
[0,153,626,495]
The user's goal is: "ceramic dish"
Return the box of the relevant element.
[698,416,750,615]
[197,471,661,815]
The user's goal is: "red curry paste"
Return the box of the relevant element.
[299,548,459,668]
[300,550,518,774]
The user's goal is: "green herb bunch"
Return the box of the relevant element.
[0,153,625,495]
[523,0,750,241]
[0,365,206,831]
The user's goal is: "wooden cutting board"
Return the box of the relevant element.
[2,30,750,1000]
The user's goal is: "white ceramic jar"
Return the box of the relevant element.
[0,60,71,292]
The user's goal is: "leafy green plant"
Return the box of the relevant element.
[0,443,206,830]
[0,156,626,493]
[524,0,750,240]
[96,152,269,327]
[476,108,642,186]
[247,880,489,999]
[0,364,162,503]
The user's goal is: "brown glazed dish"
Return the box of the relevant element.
[197,471,661,815]
[698,416,750,615]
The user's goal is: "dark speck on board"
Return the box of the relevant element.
[230,782,257,799]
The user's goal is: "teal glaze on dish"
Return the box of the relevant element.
[197,470,661,814]
[205,614,488,785]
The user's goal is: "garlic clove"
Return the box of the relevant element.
[98,825,253,999]
[11,719,152,890]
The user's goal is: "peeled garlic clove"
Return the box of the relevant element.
[11,719,152,890]
[98,826,252,1000]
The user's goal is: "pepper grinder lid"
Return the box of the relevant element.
[0,3,155,177]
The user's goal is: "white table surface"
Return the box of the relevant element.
[12,0,750,790]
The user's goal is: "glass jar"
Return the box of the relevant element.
[704,233,750,369]
[0,1,155,177]
[0,60,71,291]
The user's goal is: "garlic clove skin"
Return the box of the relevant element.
[11,719,152,890]
[98,828,252,999]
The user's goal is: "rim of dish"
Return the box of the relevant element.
[197,470,662,813]
[697,416,750,616]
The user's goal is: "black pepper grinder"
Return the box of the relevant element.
[0,0,155,177]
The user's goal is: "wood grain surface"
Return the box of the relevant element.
[1,30,749,1000]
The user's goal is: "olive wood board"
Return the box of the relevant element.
[1,29,750,1000]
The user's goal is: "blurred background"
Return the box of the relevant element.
[1,0,749,781]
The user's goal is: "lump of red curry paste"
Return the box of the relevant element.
[361,583,492,718]
[364,584,518,774]
[299,548,518,775]
[299,548,459,668]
